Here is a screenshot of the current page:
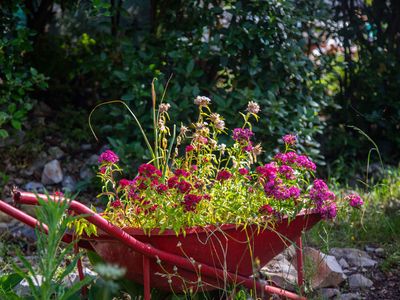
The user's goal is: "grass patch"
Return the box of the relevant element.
[306,167,400,268]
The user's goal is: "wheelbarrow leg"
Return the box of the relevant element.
[295,236,304,291]
[143,256,151,300]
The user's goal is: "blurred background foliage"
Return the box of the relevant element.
[0,0,399,180]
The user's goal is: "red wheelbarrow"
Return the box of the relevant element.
[0,190,321,300]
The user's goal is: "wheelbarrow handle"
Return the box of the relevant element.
[0,198,92,250]
[12,190,305,300]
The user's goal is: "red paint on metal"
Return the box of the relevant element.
[143,256,151,300]
[0,191,322,300]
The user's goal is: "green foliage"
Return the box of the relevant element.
[325,0,400,169]
[12,193,93,300]
[306,167,400,258]
[0,3,47,138]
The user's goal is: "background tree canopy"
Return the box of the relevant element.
[1,0,399,180]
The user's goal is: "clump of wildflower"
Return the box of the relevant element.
[216,170,232,181]
[239,168,249,175]
[246,101,260,114]
[282,134,297,146]
[119,179,131,188]
[194,96,211,107]
[346,193,364,208]
[182,194,203,212]
[185,145,195,153]
[138,163,162,178]
[98,150,119,164]
[319,202,337,219]
[232,128,254,142]
[111,199,122,208]
[159,103,171,113]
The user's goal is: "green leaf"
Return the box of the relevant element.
[0,129,9,138]
[11,119,21,130]
[0,273,23,292]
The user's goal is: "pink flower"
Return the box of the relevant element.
[346,193,363,208]
[282,134,297,146]
[256,163,278,180]
[216,170,233,181]
[167,176,179,188]
[185,145,195,153]
[320,202,337,219]
[119,178,131,187]
[138,164,162,178]
[177,180,192,194]
[259,204,274,214]
[239,168,249,175]
[156,184,168,194]
[98,150,119,164]
[111,199,122,208]
[288,186,301,199]
[191,165,198,171]
[232,128,254,142]
[279,165,295,180]
[296,155,316,171]
[99,166,107,174]
[182,194,203,212]
[174,169,190,177]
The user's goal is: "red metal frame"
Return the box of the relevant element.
[0,190,310,300]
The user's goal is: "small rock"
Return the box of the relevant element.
[62,175,77,192]
[0,212,12,223]
[329,248,377,268]
[365,246,375,253]
[374,248,385,257]
[22,152,48,176]
[320,288,340,299]
[86,154,99,166]
[41,160,63,184]
[24,181,46,193]
[261,257,298,291]
[48,146,65,159]
[340,293,360,300]
[80,166,94,181]
[348,273,373,289]
[14,275,44,297]
[339,258,349,269]
[81,144,92,151]
[304,247,346,289]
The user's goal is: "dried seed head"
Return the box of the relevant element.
[180,126,189,136]
[158,103,171,113]
[194,96,211,107]
[215,120,225,130]
[247,101,260,114]
[252,143,263,156]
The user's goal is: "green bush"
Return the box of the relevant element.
[0,3,47,138]
[53,0,333,168]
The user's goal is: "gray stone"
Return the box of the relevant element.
[22,152,48,176]
[340,293,360,300]
[86,154,99,165]
[81,144,92,151]
[374,248,385,257]
[339,258,349,269]
[24,181,46,193]
[329,248,377,268]
[304,247,346,289]
[14,275,45,297]
[261,257,298,291]
[48,146,65,159]
[320,288,340,299]
[80,166,94,181]
[348,273,373,289]
[365,246,375,253]
[62,175,77,192]
[41,160,63,184]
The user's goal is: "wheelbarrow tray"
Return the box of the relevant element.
[86,212,320,292]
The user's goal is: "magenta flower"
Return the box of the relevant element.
[98,150,119,164]
[320,202,337,219]
[185,145,195,153]
[239,168,249,175]
[259,204,274,214]
[256,162,278,180]
[279,165,295,180]
[216,170,233,181]
[138,163,162,178]
[282,134,297,146]
[175,169,190,177]
[232,128,254,142]
[156,184,168,194]
[182,194,203,212]
[119,178,131,188]
[346,193,363,208]
[111,199,122,208]
[177,180,192,194]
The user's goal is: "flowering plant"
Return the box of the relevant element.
[94,94,361,234]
